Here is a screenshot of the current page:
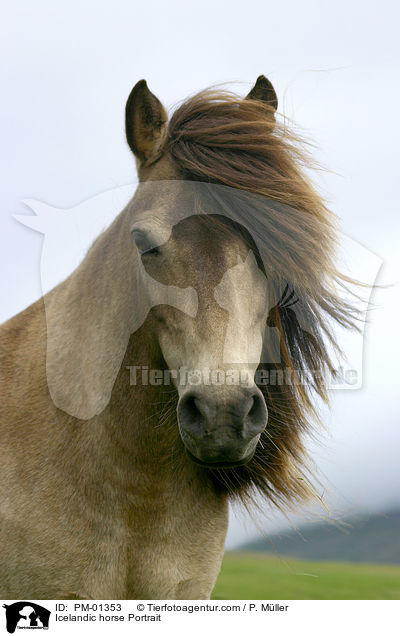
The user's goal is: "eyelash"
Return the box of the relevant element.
[142,246,160,256]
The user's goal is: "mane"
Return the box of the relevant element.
[166,88,362,509]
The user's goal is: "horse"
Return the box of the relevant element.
[0,75,357,599]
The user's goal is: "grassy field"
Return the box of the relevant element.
[211,551,400,600]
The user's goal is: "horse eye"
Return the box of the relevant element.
[131,230,160,256]
[142,246,160,256]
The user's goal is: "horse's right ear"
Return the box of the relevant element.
[246,75,278,113]
[125,80,168,166]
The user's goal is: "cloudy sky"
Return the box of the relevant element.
[1,0,399,547]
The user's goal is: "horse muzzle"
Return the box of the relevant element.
[177,385,267,469]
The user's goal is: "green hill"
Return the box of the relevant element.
[212,552,400,600]
[240,509,400,564]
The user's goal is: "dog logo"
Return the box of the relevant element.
[3,602,50,633]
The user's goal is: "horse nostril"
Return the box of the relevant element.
[177,392,209,440]
[247,391,266,424]
[184,395,201,420]
[247,396,256,417]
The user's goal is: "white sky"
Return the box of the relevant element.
[1,0,399,548]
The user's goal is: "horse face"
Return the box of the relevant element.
[132,212,268,469]
[126,78,277,469]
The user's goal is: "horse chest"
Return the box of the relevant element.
[123,490,229,599]
[62,481,229,599]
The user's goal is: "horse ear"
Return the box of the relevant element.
[246,75,278,112]
[125,80,168,166]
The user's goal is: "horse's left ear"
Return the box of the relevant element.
[125,79,168,166]
[246,75,278,112]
